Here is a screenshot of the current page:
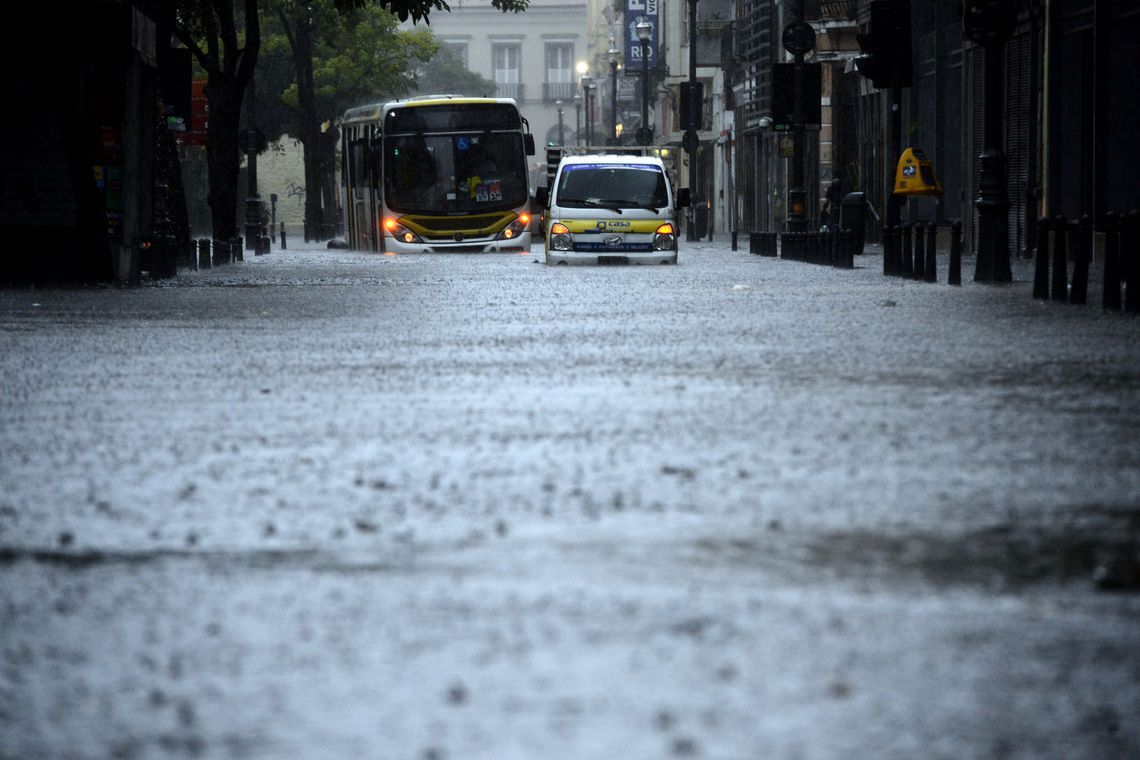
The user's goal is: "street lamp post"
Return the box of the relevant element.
[555,99,565,145]
[608,45,621,145]
[965,0,1016,282]
[574,93,582,146]
[685,0,699,240]
[581,75,594,147]
[636,20,652,145]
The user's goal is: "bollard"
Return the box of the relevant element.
[731,231,738,251]
[281,223,288,250]
[1033,217,1050,299]
[1124,211,1139,313]
[187,239,198,272]
[883,226,894,276]
[764,232,777,256]
[232,237,244,262]
[1103,211,1122,311]
[925,221,938,282]
[889,226,902,277]
[900,223,913,278]
[913,223,926,280]
[749,232,762,255]
[212,239,228,266]
[1051,215,1068,302]
[949,221,962,285]
[198,238,212,269]
[837,230,853,269]
[1071,215,1092,305]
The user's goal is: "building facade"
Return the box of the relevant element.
[409,0,589,187]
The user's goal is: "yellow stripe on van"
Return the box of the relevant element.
[560,219,663,234]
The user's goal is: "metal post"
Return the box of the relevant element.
[636,20,653,146]
[1071,215,1092,305]
[686,0,699,241]
[574,95,582,146]
[1125,211,1139,313]
[556,100,565,145]
[925,221,937,282]
[1033,216,1050,299]
[1103,211,1122,311]
[786,0,807,233]
[949,221,962,285]
[1051,215,1068,301]
[968,0,1015,282]
[609,45,620,145]
[582,77,594,147]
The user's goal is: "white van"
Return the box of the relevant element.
[536,155,690,266]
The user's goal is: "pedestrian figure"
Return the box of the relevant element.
[821,178,843,231]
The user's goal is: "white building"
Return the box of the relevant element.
[408,0,589,186]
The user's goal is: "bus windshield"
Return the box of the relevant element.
[384,132,528,214]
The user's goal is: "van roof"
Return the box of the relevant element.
[559,155,665,167]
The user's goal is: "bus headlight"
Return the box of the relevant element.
[496,213,530,241]
[652,223,676,251]
[549,222,572,251]
[384,217,422,244]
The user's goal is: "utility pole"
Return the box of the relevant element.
[609,44,621,145]
[965,0,1015,282]
[636,20,653,145]
[786,0,807,233]
[685,0,699,240]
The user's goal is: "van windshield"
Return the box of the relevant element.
[556,163,669,209]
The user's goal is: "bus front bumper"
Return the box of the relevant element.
[383,232,531,255]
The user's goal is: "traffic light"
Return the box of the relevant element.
[854,0,913,89]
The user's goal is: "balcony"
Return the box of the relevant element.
[495,82,525,101]
[543,82,577,102]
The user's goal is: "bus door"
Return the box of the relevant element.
[347,131,380,251]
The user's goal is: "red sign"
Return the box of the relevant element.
[181,79,209,147]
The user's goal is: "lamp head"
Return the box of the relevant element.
[636,20,652,42]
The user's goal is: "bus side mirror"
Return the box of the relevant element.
[533,186,549,207]
[524,134,536,156]
[676,188,691,208]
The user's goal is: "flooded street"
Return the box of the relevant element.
[2,241,1138,759]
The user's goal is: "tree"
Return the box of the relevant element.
[336,0,529,23]
[174,0,527,243]
[266,0,436,239]
[407,44,497,99]
[172,0,261,242]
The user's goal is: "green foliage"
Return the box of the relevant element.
[333,0,529,24]
[254,0,438,141]
[407,44,497,99]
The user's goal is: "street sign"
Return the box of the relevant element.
[782,22,816,56]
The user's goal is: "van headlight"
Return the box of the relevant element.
[496,213,530,241]
[549,222,572,251]
[652,223,676,251]
[384,218,422,244]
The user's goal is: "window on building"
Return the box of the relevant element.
[493,44,520,84]
[544,43,575,101]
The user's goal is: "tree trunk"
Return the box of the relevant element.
[319,128,339,235]
[205,83,243,241]
[290,12,325,241]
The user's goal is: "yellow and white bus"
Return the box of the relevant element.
[341,96,536,253]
